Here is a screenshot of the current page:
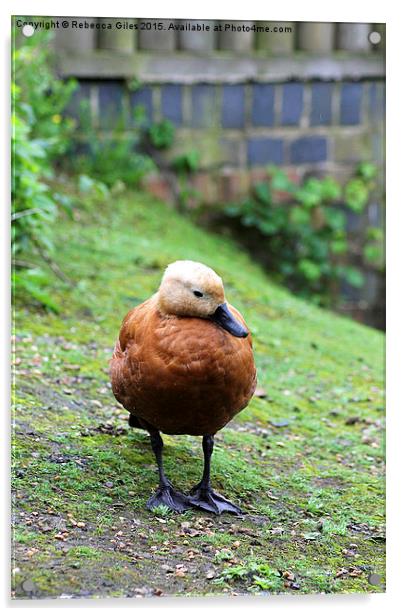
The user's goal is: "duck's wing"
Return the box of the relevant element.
[110,335,131,411]
[110,299,154,412]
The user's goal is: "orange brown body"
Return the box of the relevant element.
[110,295,256,436]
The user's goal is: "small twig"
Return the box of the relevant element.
[12,259,37,269]
[11,208,43,221]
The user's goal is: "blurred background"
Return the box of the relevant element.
[13,17,385,328]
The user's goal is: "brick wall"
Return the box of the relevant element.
[67,77,385,203]
[54,18,385,327]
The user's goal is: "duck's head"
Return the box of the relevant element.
[157,260,248,338]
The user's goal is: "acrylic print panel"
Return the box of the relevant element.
[11,15,385,599]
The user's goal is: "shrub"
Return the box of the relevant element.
[222,164,379,305]
[12,28,76,310]
[148,119,175,150]
[70,103,155,188]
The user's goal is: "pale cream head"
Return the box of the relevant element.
[157,260,225,318]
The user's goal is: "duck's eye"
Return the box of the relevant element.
[193,290,203,298]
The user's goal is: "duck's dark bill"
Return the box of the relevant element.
[211,303,248,338]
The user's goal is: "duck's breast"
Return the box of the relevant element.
[110,301,256,435]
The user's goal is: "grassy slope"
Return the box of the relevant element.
[12,189,385,599]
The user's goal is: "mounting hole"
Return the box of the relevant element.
[22,24,34,37]
[368,573,381,586]
[21,579,35,592]
[369,31,382,45]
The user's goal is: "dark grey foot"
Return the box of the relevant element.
[188,483,243,515]
[147,484,191,513]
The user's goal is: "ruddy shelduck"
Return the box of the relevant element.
[110,260,256,514]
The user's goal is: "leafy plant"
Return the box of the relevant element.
[77,174,109,199]
[213,549,235,563]
[364,226,384,269]
[216,561,282,592]
[222,164,379,305]
[306,491,325,515]
[172,150,202,211]
[12,28,76,310]
[148,119,175,150]
[149,504,172,517]
[12,30,76,255]
[172,150,201,174]
[12,106,58,257]
[12,268,61,314]
[70,102,155,189]
[252,564,282,591]
[13,30,76,159]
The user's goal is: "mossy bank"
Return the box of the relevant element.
[12,186,385,599]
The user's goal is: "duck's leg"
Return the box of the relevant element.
[146,429,190,513]
[188,435,242,515]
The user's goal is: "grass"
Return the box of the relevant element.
[12,185,385,598]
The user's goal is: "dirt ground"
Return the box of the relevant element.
[12,190,385,599]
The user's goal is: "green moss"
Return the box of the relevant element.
[66,546,102,559]
[11,186,385,598]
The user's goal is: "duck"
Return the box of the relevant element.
[110,260,257,514]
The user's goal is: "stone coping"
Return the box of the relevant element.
[56,52,385,83]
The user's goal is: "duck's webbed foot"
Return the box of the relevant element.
[146,428,190,513]
[188,435,242,515]
[147,482,191,513]
[188,483,242,515]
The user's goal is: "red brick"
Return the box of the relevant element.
[283,167,301,184]
[250,168,269,185]
[191,172,217,205]
[217,170,250,203]
[143,174,174,203]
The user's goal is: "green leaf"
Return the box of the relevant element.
[13,268,60,313]
[295,187,321,208]
[172,150,200,174]
[78,174,95,193]
[344,178,369,212]
[148,120,175,149]
[358,162,377,180]
[254,182,271,205]
[298,259,322,281]
[364,243,383,265]
[366,226,383,241]
[259,220,279,234]
[268,167,295,193]
[131,104,147,128]
[320,177,342,201]
[322,208,346,231]
[289,205,310,226]
[344,267,365,287]
[242,215,257,227]
[331,239,348,255]
[224,203,242,217]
